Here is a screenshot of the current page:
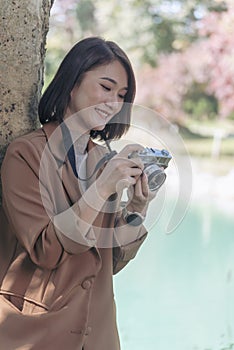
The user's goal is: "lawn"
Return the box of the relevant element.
[177,120,234,175]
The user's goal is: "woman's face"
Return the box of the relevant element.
[66,60,128,131]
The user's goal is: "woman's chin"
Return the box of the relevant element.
[92,124,106,131]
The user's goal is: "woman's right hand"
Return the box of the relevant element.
[96,144,145,199]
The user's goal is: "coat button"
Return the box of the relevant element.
[81,279,92,290]
[85,326,92,335]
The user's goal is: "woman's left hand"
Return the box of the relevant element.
[126,172,157,215]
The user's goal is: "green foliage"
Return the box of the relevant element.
[43,46,66,91]
[49,0,227,69]
[182,83,218,120]
[76,0,96,35]
[128,0,228,65]
[228,112,234,121]
[152,17,176,52]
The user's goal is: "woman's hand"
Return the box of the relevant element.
[126,172,157,215]
[96,144,145,199]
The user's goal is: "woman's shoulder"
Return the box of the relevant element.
[12,127,45,143]
[4,127,46,160]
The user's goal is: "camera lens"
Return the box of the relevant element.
[145,164,166,191]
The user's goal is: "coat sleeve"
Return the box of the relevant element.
[112,232,147,274]
[1,138,99,270]
[112,212,148,274]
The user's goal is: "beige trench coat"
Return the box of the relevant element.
[0,121,147,350]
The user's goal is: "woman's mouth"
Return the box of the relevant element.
[94,107,111,121]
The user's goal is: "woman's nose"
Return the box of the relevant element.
[105,100,122,114]
[105,94,122,112]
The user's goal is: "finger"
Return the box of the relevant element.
[134,174,148,198]
[134,177,144,198]
[141,173,149,197]
[128,167,143,178]
[118,144,144,158]
[128,157,144,171]
[112,156,144,171]
[116,176,137,193]
[127,185,134,201]
[116,156,144,171]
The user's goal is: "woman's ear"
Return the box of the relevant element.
[70,84,77,99]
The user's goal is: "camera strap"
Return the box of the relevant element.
[60,122,116,182]
[77,147,117,182]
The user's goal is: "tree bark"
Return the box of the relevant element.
[0,0,54,203]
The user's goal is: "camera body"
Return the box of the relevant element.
[128,148,172,191]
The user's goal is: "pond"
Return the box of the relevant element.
[114,169,234,350]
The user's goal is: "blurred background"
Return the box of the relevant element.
[45,1,234,349]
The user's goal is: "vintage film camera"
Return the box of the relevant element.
[128,148,172,191]
[77,131,172,192]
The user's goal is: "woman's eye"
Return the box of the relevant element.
[100,83,126,100]
[100,84,111,91]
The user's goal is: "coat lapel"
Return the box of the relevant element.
[86,139,106,188]
[42,122,82,205]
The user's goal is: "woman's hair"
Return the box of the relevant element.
[38,37,136,140]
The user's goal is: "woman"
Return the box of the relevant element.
[0,37,155,350]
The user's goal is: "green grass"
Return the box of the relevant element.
[177,118,234,162]
[183,137,234,158]
[177,122,234,176]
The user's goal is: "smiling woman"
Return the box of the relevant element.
[39,36,136,141]
[65,61,128,131]
[0,37,158,350]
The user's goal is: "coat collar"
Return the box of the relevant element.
[42,121,101,161]
[42,121,107,203]
[42,121,79,164]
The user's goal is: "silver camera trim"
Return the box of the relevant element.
[128,148,172,191]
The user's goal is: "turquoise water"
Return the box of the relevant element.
[114,200,234,350]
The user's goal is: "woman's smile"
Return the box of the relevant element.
[94,106,111,120]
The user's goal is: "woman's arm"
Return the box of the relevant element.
[1,137,108,269]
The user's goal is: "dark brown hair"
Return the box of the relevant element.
[38,37,136,140]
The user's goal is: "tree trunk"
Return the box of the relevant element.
[0,0,54,203]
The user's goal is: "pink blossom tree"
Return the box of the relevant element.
[136,1,234,120]
[200,2,234,117]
